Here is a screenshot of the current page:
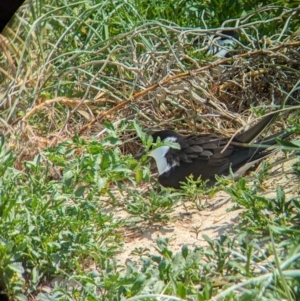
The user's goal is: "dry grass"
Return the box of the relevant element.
[0,10,300,163]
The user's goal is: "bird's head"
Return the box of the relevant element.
[135,129,181,175]
[151,130,181,142]
[148,130,181,175]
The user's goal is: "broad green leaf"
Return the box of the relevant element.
[134,120,146,141]
[176,282,187,298]
[63,170,73,187]
[15,294,27,301]
[75,186,86,197]
[8,262,24,274]
[131,274,146,295]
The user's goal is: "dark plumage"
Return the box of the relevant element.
[149,114,289,189]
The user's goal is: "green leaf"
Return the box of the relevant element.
[63,170,73,187]
[102,137,121,146]
[32,266,40,286]
[101,153,111,170]
[104,121,115,131]
[176,282,187,298]
[135,169,143,183]
[164,140,180,150]
[75,186,86,197]
[8,262,24,274]
[276,186,285,210]
[134,120,146,141]
[181,244,188,259]
[15,294,27,301]
[277,138,300,149]
[290,140,300,147]
[131,274,146,295]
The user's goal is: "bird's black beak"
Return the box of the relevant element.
[134,149,147,159]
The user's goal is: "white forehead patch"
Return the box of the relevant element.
[164,136,177,142]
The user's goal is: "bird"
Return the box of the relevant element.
[193,30,239,58]
[206,30,239,58]
[145,113,290,189]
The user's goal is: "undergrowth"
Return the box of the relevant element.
[0,122,299,300]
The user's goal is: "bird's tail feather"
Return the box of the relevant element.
[236,112,279,144]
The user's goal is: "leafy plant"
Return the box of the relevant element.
[223,177,299,234]
[126,188,177,224]
[0,127,139,297]
[178,175,217,210]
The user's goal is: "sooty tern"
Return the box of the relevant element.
[146,114,290,189]
[193,30,239,58]
[206,30,238,58]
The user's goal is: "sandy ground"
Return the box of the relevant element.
[117,191,241,264]
[115,154,299,264]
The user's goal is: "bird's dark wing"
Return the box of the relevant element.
[165,134,234,167]
[165,132,272,176]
